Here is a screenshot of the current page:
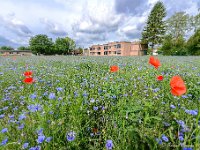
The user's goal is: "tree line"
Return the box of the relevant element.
[142,1,200,55]
[0,35,81,55]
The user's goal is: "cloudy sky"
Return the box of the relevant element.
[0,0,199,48]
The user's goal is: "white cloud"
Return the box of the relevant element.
[40,18,67,36]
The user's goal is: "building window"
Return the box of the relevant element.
[104,51,108,55]
[104,46,108,50]
[114,51,117,54]
[114,44,121,48]
[116,50,121,55]
[90,48,92,50]
[97,52,101,55]
[97,47,101,50]
[117,44,121,48]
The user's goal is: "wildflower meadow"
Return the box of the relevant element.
[0,56,200,150]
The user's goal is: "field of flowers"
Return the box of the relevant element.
[0,56,200,150]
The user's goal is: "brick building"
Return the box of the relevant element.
[88,41,147,56]
[0,50,33,56]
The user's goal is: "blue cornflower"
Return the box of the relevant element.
[36,128,43,135]
[170,104,176,109]
[28,104,42,112]
[27,105,35,112]
[98,89,102,93]
[66,131,76,142]
[179,131,184,136]
[181,95,188,99]
[112,95,117,99]
[58,97,63,101]
[0,138,8,146]
[153,88,160,92]
[34,104,42,111]
[74,91,78,97]
[105,140,113,150]
[82,91,88,97]
[43,91,48,96]
[93,106,98,111]
[37,135,45,144]
[48,93,56,99]
[177,120,185,128]
[182,148,193,150]
[18,124,25,130]
[3,107,8,111]
[179,136,184,141]
[45,137,52,143]
[90,98,95,103]
[156,138,162,144]
[161,134,169,142]
[56,87,63,92]
[185,109,198,116]
[9,115,14,119]
[13,107,18,111]
[30,94,37,99]
[22,142,29,149]
[49,111,54,114]
[19,114,26,121]
[0,114,5,119]
[1,128,8,133]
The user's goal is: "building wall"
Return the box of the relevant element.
[89,42,147,56]
[0,50,33,56]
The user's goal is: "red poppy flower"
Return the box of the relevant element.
[24,71,32,77]
[157,75,164,81]
[110,66,119,72]
[149,56,161,69]
[23,77,34,84]
[170,76,186,96]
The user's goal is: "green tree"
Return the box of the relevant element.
[65,37,76,54]
[141,1,166,53]
[17,46,30,50]
[54,37,76,55]
[160,35,188,56]
[29,34,54,55]
[0,46,14,50]
[187,29,200,55]
[166,12,190,42]
[190,9,200,32]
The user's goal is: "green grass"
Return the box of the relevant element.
[0,56,199,150]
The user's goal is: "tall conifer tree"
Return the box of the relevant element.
[142,1,166,53]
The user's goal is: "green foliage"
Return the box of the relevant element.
[160,11,199,56]
[0,56,199,149]
[166,12,190,41]
[54,37,76,55]
[187,29,200,55]
[160,35,188,56]
[29,34,54,55]
[190,10,200,32]
[17,46,30,50]
[0,46,14,50]
[141,1,166,49]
